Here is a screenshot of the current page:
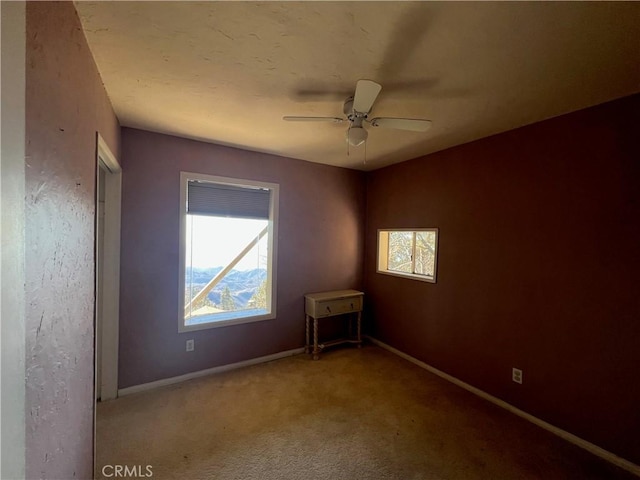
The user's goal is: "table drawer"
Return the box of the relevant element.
[312,296,362,318]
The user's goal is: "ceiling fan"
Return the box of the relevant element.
[283,79,432,147]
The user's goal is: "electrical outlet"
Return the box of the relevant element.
[512,367,523,384]
[186,339,194,352]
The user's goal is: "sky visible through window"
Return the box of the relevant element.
[186,215,268,270]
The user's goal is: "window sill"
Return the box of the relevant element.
[179,309,275,333]
[376,269,436,283]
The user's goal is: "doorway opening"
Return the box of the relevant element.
[95,133,121,402]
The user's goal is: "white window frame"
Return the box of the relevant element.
[178,172,279,333]
[377,228,438,283]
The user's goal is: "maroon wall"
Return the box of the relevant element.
[118,128,365,388]
[364,94,640,463]
[25,2,120,478]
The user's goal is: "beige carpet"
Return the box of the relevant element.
[97,345,635,480]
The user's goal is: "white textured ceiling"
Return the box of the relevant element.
[75,1,640,171]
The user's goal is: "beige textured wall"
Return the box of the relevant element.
[25,2,120,478]
[1,2,26,478]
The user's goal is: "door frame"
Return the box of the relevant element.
[95,133,121,401]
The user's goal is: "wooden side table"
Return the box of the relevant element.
[304,289,364,360]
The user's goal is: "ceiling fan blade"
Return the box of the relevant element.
[283,116,343,123]
[369,117,432,132]
[352,79,382,114]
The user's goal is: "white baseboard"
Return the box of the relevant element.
[117,347,305,397]
[366,336,640,477]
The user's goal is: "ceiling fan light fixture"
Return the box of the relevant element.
[347,126,368,146]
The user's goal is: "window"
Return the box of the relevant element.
[377,229,438,282]
[178,172,278,332]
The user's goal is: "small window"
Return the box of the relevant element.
[178,172,278,332]
[377,229,438,282]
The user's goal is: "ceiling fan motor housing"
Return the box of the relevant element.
[344,96,366,127]
[344,95,369,146]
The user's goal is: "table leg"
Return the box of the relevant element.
[305,315,310,354]
[357,311,362,348]
[312,317,320,360]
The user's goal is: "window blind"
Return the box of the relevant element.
[187,181,271,219]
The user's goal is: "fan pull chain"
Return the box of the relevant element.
[364,140,367,165]
[346,126,350,156]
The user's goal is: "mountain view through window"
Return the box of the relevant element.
[184,215,270,325]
